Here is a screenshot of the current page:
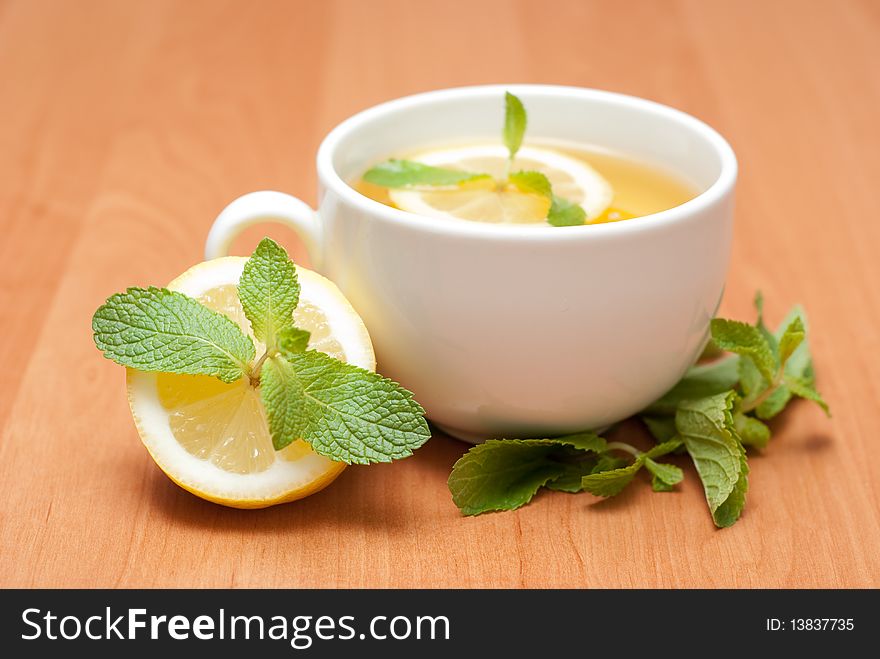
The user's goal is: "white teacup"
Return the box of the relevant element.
[205,85,736,442]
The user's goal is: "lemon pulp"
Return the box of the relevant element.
[375,144,613,224]
[156,283,345,476]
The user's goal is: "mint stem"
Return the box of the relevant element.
[606,441,641,458]
[740,369,784,413]
[249,350,272,385]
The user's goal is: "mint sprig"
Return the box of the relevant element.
[361,91,588,226]
[579,439,682,497]
[508,170,587,226]
[502,91,526,162]
[93,238,430,465]
[363,159,489,188]
[448,293,830,528]
[239,237,300,349]
[448,433,683,513]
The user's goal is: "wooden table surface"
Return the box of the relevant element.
[2,0,879,588]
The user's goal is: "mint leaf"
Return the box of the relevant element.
[285,350,430,464]
[752,306,815,419]
[277,326,311,356]
[699,338,724,361]
[738,355,765,401]
[542,432,608,492]
[363,159,487,188]
[593,455,629,473]
[644,458,683,492]
[547,194,586,226]
[260,355,308,450]
[503,91,526,160]
[448,431,609,506]
[676,391,748,528]
[734,411,770,448]
[509,170,552,199]
[784,375,831,416]
[754,291,778,355]
[755,386,791,420]
[579,437,682,497]
[581,461,642,497]
[644,438,684,459]
[448,440,569,515]
[508,170,586,226]
[778,316,805,367]
[552,431,607,452]
[713,441,749,528]
[646,355,741,415]
[239,238,300,346]
[778,305,813,381]
[649,478,674,493]
[710,319,777,384]
[92,287,255,383]
[545,460,601,493]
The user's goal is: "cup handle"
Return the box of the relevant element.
[204,191,323,269]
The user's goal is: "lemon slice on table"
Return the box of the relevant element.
[388,144,613,224]
[126,256,375,509]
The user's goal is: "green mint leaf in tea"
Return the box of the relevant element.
[547,194,587,226]
[355,91,675,227]
[508,170,552,198]
[363,159,489,188]
[510,170,587,226]
[503,91,527,161]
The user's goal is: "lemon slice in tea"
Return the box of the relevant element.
[126,256,375,508]
[388,144,613,224]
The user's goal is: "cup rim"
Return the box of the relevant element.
[316,84,737,240]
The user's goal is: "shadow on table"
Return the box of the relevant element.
[137,427,469,534]
[135,409,835,531]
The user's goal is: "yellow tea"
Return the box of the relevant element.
[354,141,697,226]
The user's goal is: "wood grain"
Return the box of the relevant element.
[1,0,878,588]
